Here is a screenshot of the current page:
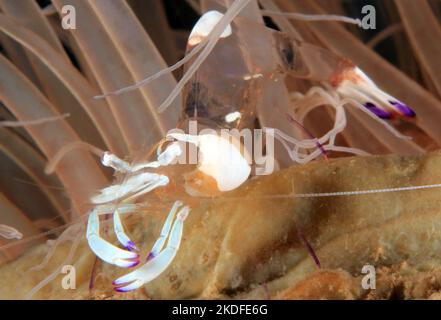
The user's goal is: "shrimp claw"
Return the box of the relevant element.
[113,202,190,292]
[87,208,140,268]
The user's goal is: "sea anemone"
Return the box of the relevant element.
[1,0,441,299]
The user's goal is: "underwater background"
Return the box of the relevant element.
[1,0,441,299]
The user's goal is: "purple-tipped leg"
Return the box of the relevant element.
[389,101,416,117]
[364,102,392,119]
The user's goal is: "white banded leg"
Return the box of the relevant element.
[131,142,182,171]
[113,208,138,252]
[147,200,183,261]
[124,174,169,202]
[113,204,190,292]
[87,208,140,268]
[101,142,182,174]
[91,173,169,204]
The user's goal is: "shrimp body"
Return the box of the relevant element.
[183,13,414,128]
[86,9,416,293]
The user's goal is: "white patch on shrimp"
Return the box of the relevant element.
[188,11,233,47]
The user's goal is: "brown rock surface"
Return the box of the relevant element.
[2,151,441,299]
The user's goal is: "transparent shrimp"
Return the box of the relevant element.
[86,8,418,293]
[176,12,415,166]
[94,8,414,164]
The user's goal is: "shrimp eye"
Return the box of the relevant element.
[278,36,295,69]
